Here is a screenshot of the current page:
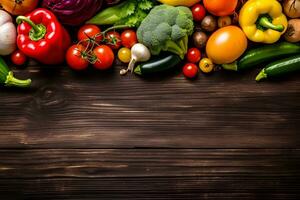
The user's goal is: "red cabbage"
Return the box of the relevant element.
[42,0,103,26]
[105,0,122,5]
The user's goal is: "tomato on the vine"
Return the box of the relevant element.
[121,30,138,48]
[93,45,115,70]
[192,4,206,22]
[66,45,89,71]
[77,25,102,45]
[11,50,27,66]
[105,31,122,50]
[187,48,201,63]
[183,63,198,79]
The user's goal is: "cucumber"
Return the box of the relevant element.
[256,54,300,81]
[222,42,300,71]
[134,54,181,76]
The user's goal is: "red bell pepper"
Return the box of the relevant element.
[16,8,71,65]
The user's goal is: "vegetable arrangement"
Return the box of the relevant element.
[0,0,299,88]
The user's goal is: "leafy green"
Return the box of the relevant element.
[86,0,155,28]
[139,0,154,11]
[120,1,136,18]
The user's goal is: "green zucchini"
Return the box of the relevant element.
[134,54,181,76]
[256,54,300,81]
[0,57,31,87]
[222,42,300,71]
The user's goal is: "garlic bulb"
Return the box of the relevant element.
[0,10,17,55]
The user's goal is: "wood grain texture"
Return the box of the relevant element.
[1,178,299,200]
[0,63,300,199]
[0,66,299,148]
[0,149,299,199]
[1,149,299,178]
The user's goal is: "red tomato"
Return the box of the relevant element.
[203,0,238,16]
[183,63,198,79]
[192,4,206,22]
[187,48,201,63]
[93,45,115,70]
[66,45,89,71]
[121,30,138,48]
[105,31,122,50]
[77,25,102,45]
[11,50,27,66]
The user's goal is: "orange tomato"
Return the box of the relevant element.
[206,26,247,65]
[0,0,39,15]
[203,0,238,16]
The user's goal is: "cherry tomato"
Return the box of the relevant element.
[118,47,131,63]
[105,31,122,50]
[121,30,138,48]
[192,4,206,22]
[77,25,102,45]
[203,0,238,16]
[93,45,115,70]
[183,63,198,79]
[66,45,89,71]
[11,50,27,66]
[199,58,214,73]
[186,48,201,63]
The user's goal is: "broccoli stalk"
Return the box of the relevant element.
[164,35,188,60]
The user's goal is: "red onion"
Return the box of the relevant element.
[42,0,103,26]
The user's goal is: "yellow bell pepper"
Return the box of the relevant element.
[239,0,288,44]
[157,0,200,7]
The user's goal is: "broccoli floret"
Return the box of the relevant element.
[175,14,194,36]
[137,5,194,59]
[142,15,161,32]
[141,31,153,47]
[154,23,172,43]
[171,25,186,41]
[177,6,193,20]
[151,34,161,47]
[165,8,179,26]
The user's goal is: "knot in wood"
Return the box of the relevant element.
[34,86,67,110]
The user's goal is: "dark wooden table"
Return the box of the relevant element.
[0,62,300,199]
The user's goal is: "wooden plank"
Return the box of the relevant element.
[0,66,300,148]
[0,148,299,199]
[1,177,299,200]
[0,149,299,178]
